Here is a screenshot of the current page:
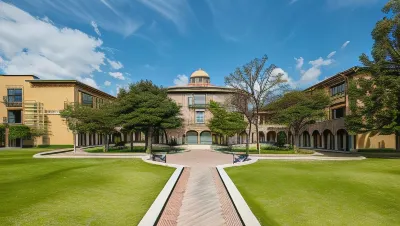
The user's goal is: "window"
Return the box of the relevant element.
[196,111,205,123]
[330,83,345,96]
[194,94,206,107]
[7,88,22,103]
[331,107,345,119]
[96,98,104,108]
[188,96,193,106]
[82,92,93,107]
[8,110,22,123]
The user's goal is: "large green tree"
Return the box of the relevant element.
[114,80,182,153]
[207,101,248,148]
[266,90,330,148]
[345,0,400,151]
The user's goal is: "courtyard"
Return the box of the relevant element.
[0,148,174,225]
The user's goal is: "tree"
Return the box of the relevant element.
[114,80,182,153]
[8,125,31,147]
[345,0,400,151]
[61,103,116,152]
[266,90,330,149]
[225,55,288,153]
[207,100,248,147]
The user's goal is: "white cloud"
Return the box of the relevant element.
[289,0,299,5]
[107,59,123,70]
[109,72,125,80]
[91,21,101,36]
[78,77,98,89]
[0,3,107,80]
[341,41,350,49]
[14,0,143,37]
[137,0,193,33]
[104,80,111,86]
[116,84,129,94]
[294,57,304,70]
[300,57,334,82]
[271,68,296,88]
[174,74,189,86]
[327,51,336,58]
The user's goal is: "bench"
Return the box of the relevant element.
[151,153,167,163]
[233,153,250,164]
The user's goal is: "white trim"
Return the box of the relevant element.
[217,164,261,226]
[138,166,184,226]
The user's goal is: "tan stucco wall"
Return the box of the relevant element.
[1,76,114,146]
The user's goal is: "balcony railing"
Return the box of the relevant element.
[188,104,208,109]
[2,96,22,107]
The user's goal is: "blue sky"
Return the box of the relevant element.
[0,0,386,95]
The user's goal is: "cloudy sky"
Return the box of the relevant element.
[0,0,386,95]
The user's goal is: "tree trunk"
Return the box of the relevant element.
[130,131,134,152]
[73,132,77,153]
[256,123,260,154]
[164,129,169,145]
[246,123,252,155]
[294,132,299,151]
[146,128,153,154]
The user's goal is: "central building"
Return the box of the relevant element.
[166,69,233,145]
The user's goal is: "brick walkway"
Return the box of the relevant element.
[157,149,243,226]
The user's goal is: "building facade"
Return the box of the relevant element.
[166,69,234,145]
[254,67,397,151]
[0,75,115,147]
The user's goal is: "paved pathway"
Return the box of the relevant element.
[157,149,242,226]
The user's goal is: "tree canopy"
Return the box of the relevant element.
[345,0,400,151]
[113,80,182,153]
[225,54,288,152]
[207,100,248,145]
[266,90,330,147]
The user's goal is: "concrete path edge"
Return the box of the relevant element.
[138,165,184,226]
[217,159,261,226]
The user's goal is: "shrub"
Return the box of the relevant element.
[296,149,315,154]
[114,141,126,147]
[9,125,31,140]
[276,132,286,147]
[169,138,178,146]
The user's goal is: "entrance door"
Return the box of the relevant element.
[186,131,198,144]
[200,131,212,145]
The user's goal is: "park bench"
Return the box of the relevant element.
[233,153,250,164]
[152,153,167,163]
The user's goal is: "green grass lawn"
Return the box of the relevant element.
[226,159,400,226]
[85,146,184,153]
[0,148,174,225]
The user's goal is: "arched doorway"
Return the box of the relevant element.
[323,129,335,150]
[301,131,311,147]
[337,129,349,151]
[259,132,265,143]
[186,131,198,144]
[200,131,212,145]
[266,131,276,143]
[238,131,247,144]
[312,130,322,148]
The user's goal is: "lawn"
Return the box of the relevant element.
[226,159,400,226]
[85,146,185,153]
[0,148,174,225]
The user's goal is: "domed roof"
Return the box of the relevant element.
[190,68,209,78]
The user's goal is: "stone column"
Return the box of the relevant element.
[310,135,314,148]
[343,134,347,151]
[327,135,330,150]
[121,133,125,142]
[75,134,79,146]
[334,135,338,151]
[86,133,90,146]
[95,134,99,145]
